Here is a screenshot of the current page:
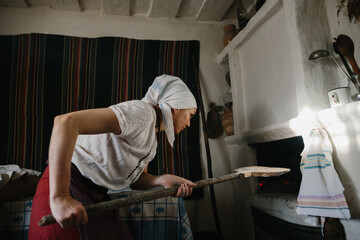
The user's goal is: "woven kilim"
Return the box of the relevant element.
[0,34,202,197]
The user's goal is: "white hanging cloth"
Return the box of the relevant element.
[296,128,350,219]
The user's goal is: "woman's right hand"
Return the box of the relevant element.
[50,195,88,228]
[48,108,119,228]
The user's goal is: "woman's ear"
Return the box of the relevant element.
[171,108,180,114]
[171,108,180,118]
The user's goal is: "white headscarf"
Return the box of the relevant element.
[142,74,197,147]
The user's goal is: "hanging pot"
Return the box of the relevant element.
[221,103,234,136]
[206,102,223,139]
[223,24,237,47]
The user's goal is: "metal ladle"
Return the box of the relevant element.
[309,49,360,94]
[308,49,350,78]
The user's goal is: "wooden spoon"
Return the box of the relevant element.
[333,41,360,93]
[335,34,360,77]
[333,41,353,76]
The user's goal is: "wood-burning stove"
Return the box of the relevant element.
[250,136,324,239]
[252,207,322,239]
[253,136,304,195]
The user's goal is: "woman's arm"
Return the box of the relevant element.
[131,166,196,197]
[49,108,120,228]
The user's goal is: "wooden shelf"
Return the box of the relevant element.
[225,101,360,145]
[216,0,282,64]
[225,119,300,145]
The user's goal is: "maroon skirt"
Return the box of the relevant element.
[29,163,133,240]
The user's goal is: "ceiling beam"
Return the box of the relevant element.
[27,0,49,7]
[177,0,203,18]
[51,0,82,11]
[196,0,234,21]
[0,0,29,8]
[147,0,182,18]
[27,0,81,11]
[81,0,101,11]
[102,0,130,15]
[130,0,151,15]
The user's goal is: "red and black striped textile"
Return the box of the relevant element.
[0,34,202,197]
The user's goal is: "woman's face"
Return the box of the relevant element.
[172,108,197,134]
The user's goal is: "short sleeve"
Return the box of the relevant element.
[109,100,155,138]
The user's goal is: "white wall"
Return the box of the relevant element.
[0,7,247,240]
[324,1,360,239]
[235,4,298,130]
[325,0,360,72]
[2,0,358,239]
[228,0,360,239]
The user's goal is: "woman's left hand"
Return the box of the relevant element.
[175,182,194,197]
[158,174,196,197]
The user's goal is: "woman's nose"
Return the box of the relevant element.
[186,118,191,127]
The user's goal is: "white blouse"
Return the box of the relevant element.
[71,100,158,190]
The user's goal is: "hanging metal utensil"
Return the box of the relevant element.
[334,34,360,78]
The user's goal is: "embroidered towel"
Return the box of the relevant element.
[296,128,350,219]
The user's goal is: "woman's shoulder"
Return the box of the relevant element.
[109,100,155,124]
[110,100,153,111]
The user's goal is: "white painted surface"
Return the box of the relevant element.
[1,0,360,238]
[219,0,360,238]
[147,0,182,18]
[0,6,247,240]
[251,194,320,226]
[0,0,236,22]
[236,3,298,130]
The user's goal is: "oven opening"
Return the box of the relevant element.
[253,136,304,194]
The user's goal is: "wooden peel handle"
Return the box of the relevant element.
[38,166,290,226]
[38,173,241,227]
[38,186,179,227]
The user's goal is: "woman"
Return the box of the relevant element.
[29,74,198,239]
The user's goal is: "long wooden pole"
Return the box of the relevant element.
[38,166,290,226]
[191,56,223,238]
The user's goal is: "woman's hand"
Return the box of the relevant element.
[157,174,196,197]
[50,195,88,228]
[131,169,196,197]
[48,108,119,228]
